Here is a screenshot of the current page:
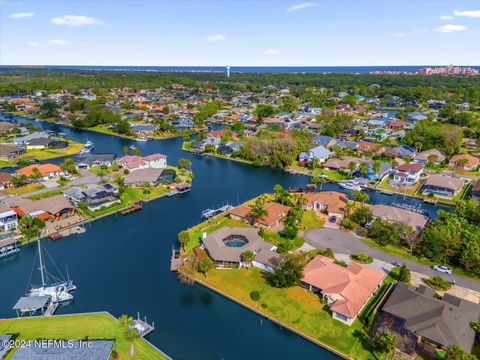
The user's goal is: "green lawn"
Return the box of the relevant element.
[6,184,45,196]
[88,124,180,140]
[377,175,423,197]
[203,267,383,359]
[313,168,348,181]
[27,189,63,200]
[18,140,84,161]
[0,312,169,360]
[182,214,251,253]
[261,230,304,250]
[299,210,325,231]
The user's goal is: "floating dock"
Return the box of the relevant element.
[170,248,181,272]
[132,313,155,337]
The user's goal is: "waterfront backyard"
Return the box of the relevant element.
[0,312,168,359]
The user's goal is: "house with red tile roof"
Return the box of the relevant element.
[229,202,291,230]
[393,163,423,185]
[116,153,167,171]
[16,164,62,181]
[302,256,386,325]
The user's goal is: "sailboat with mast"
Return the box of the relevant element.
[26,240,76,303]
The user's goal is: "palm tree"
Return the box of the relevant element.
[241,250,255,269]
[248,199,267,225]
[372,161,381,176]
[178,158,192,171]
[352,190,369,206]
[123,146,129,155]
[311,176,327,190]
[125,328,140,356]
[379,333,397,360]
[446,344,469,360]
[348,161,357,177]
[358,162,369,177]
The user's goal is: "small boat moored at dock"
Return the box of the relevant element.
[166,184,192,197]
[201,205,234,220]
[339,180,363,191]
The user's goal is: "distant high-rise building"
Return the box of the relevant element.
[226,66,230,78]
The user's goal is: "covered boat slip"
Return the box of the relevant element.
[0,236,20,258]
[13,296,51,317]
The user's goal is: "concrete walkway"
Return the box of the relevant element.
[304,228,480,292]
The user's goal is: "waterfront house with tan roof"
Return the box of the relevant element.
[370,204,428,231]
[202,227,280,272]
[0,145,24,161]
[323,156,361,172]
[301,191,349,219]
[422,174,464,198]
[229,202,291,230]
[449,154,479,171]
[302,255,386,325]
[379,283,480,356]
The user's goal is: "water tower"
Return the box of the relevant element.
[226,65,230,78]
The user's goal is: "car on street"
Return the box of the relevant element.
[432,265,452,274]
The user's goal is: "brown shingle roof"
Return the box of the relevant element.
[229,202,291,227]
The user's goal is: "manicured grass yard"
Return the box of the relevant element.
[0,312,168,359]
[18,141,84,161]
[313,168,349,181]
[6,184,45,196]
[299,210,325,231]
[203,267,381,359]
[377,175,423,197]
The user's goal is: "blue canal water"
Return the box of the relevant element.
[0,113,449,360]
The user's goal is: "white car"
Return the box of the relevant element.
[432,265,452,274]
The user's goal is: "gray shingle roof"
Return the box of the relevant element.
[382,283,480,352]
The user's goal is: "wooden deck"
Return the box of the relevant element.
[121,203,143,215]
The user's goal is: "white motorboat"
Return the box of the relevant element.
[339,180,363,191]
[129,144,137,150]
[136,137,148,142]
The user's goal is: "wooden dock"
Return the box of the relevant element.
[170,248,181,272]
[423,198,438,204]
[121,203,143,215]
[50,232,63,240]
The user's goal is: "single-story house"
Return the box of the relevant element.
[471,179,480,202]
[422,174,464,198]
[16,164,62,181]
[0,145,24,161]
[0,210,18,232]
[0,172,12,189]
[323,156,361,172]
[414,149,445,165]
[384,145,416,158]
[312,135,337,148]
[202,226,280,272]
[124,168,176,186]
[449,154,479,171]
[12,132,50,146]
[302,255,386,325]
[301,191,349,219]
[357,141,384,154]
[380,283,480,356]
[370,204,428,231]
[63,184,120,211]
[299,145,333,165]
[131,124,156,134]
[7,195,75,219]
[229,202,291,230]
[0,121,15,133]
[77,154,117,169]
[335,140,359,150]
[393,163,423,184]
[25,137,53,150]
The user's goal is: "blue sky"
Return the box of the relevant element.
[1,0,479,66]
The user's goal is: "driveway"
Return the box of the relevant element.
[304,228,480,292]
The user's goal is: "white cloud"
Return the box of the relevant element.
[204,34,226,42]
[453,9,480,18]
[434,24,467,33]
[287,2,316,12]
[440,15,454,20]
[9,12,34,19]
[47,39,70,46]
[263,48,279,55]
[50,15,104,26]
[27,41,40,47]
[392,32,405,38]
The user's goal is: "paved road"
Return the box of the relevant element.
[304,228,480,292]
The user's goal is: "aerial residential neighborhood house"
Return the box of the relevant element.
[414,149,446,165]
[323,156,361,172]
[0,172,12,189]
[302,256,386,325]
[370,205,429,232]
[312,135,337,148]
[7,195,75,220]
[16,164,62,181]
[63,184,120,211]
[116,153,167,171]
[0,144,24,161]
[393,163,423,185]
[124,168,176,186]
[229,202,291,230]
[379,283,480,356]
[298,145,332,166]
[422,174,464,198]
[471,179,480,202]
[384,145,416,159]
[76,154,117,169]
[0,121,15,133]
[202,227,280,272]
[0,210,19,232]
[449,154,479,171]
[301,191,349,219]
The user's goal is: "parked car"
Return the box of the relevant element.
[432,265,452,274]
[328,216,337,223]
[391,261,401,267]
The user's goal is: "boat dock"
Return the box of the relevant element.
[423,198,438,204]
[132,312,155,337]
[166,184,192,197]
[121,203,143,215]
[170,248,181,272]
[50,232,63,240]
[201,204,234,220]
[44,301,58,317]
